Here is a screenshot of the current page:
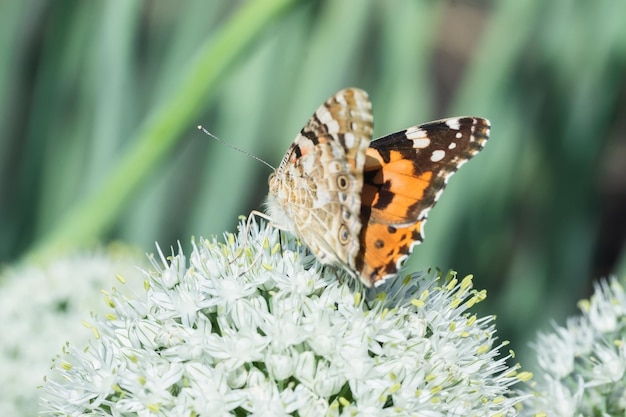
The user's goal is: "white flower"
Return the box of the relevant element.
[0,248,145,417]
[41,220,524,416]
[521,278,626,416]
[533,326,576,379]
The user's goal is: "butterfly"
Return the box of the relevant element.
[266,88,489,287]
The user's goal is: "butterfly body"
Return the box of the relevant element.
[266,88,489,287]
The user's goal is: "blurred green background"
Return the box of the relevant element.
[1,0,625,365]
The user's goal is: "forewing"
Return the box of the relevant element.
[268,88,374,272]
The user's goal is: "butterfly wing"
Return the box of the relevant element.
[357,117,490,286]
[267,88,373,273]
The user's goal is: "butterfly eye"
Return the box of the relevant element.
[338,224,350,244]
[336,175,349,190]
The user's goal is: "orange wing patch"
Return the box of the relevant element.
[363,148,432,225]
[357,221,424,286]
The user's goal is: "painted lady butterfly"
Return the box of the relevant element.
[266,88,489,287]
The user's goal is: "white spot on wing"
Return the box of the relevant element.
[316,107,340,132]
[446,119,460,130]
[327,119,340,132]
[405,126,426,139]
[328,161,342,173]
[405,126,431,148]
[448,142,457,149]
[344,132,356,148]
[430,150,445,162]
[455,132,462,139]
[413,138,430,148]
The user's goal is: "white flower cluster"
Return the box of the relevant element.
[0,248,145,417]
[521,278,626,416]
[41,221,524,416]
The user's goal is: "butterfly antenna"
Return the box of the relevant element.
[197,125,275,171]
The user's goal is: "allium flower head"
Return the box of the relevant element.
[41,220,524,416]
[521,278,626,417]
[0,248,145,417]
